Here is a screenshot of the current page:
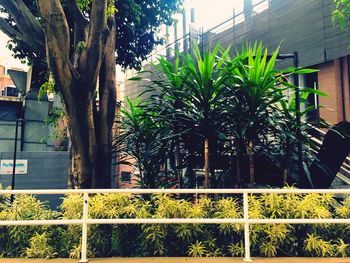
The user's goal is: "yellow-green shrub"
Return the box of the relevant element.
[0,189,349,258]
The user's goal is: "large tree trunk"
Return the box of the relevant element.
[95,17,117,188]
[37,0,112,188]
[67,85,97,188]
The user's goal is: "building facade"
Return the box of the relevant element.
[125,0,350,124]
[0,65,18,96]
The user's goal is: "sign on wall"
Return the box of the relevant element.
[0,160,28,174]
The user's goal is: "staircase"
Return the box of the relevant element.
[307,124,350,188]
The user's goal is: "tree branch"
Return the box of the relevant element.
[99,16,116,129]
[0,0,44,53]
[66,0,89,27]
[37,0,74,94]
[95,16,116,188]
[0,17,24,40]
[65,0,89,67]
[78,0,108,87]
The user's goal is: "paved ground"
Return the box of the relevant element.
[1,258,350,263]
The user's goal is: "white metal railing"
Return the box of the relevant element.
[1,188,350,262]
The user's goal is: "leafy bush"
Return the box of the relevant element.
[0,189,349,258]
[24,232,56,258]
[0,194,62,257]
[117,42,325,189]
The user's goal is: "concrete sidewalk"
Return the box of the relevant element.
[1,258,350,263]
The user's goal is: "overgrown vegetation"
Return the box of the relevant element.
[0,188,349,258]
[116,43,325,188]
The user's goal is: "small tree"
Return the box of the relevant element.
[117,98,171,188]
[225,43,286,185]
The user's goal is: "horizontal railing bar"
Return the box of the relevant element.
[0,219,83,226]
[87,218,246,224]
[249,218,350,224]
[205,0,267,32]
[1,189,350,195]
[86,218,350,225]
[1,218,350,226]
[342,162,350,171]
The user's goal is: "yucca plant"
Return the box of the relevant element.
[143,56,190,188]
[116,97,171,188]
[225,42,319,186]
[118,41,323,188]
[178,44,231,188]
[225,43,287,185]
[142,44,232,188]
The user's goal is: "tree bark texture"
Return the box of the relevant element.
[33,0,115,188]
[0,0,45,52]
[176,141,182,188]
[204,138,210,188]
[95,17,117,188]
[235,151,241,187]
[248,139,255,185]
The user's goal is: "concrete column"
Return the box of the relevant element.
[166,25,170,59]
[174,20,179,51]
[182,9,188,52]
[244,0,253,21]
[191,8,195,23]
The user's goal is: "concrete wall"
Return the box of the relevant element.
[0,95,56,152]
[0,151,69,209]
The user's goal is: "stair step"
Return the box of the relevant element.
[334,172,350,186]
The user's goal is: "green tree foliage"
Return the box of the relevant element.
[0,0,181,70]
[332,0,350,33]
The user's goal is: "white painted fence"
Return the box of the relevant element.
[1,188,350,262]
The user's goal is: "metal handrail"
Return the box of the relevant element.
[205,0,268,33]
[1,188,350,262]
[144,0,269,62]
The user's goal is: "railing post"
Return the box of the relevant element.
[243,192,252,262]
[79,192,89,263]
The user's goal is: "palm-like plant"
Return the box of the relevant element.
[117,41,321,189]
[145,45,231,188]
[116,97,170,188]
[178,44,231,188]
[225,43,287,185]
[275,87,326,185]
[144,56,190,188]
[225,42,319,185]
